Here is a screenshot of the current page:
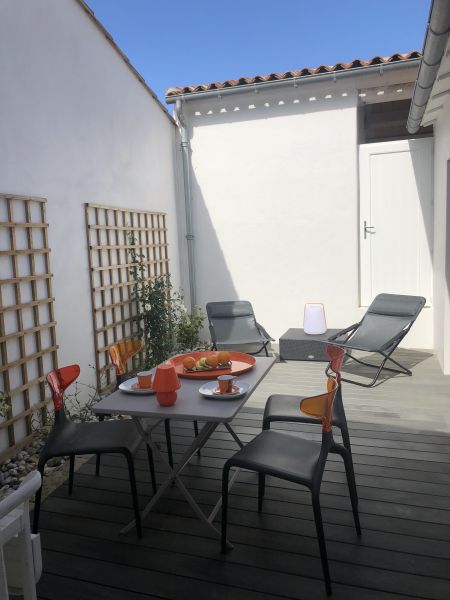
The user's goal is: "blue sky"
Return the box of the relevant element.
[87,0,430,104]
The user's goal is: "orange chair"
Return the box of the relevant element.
[109,339,200,469]
[109,339,143,381]
[221,346,361,595]
[97,340,157,491]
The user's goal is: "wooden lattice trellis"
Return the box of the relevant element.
[0,194,58,461]
[85,203,169,393]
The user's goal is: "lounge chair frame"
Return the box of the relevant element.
[326,294,425,387]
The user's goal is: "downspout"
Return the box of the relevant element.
[407,0,450,133]
[174,99,196,310]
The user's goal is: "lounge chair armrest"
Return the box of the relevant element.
[328,323,359,341]
[256,322,274,341]
[331,327,408,353]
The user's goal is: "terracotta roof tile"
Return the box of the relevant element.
[166,51,421,98]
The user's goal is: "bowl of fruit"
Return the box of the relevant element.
[171,351,256,379]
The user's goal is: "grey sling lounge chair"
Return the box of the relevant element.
[326,293,425,387]
[206,301,274,356]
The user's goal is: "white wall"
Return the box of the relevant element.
[0,0,181,384]
[431,102,450,372]
[182,71,432,349]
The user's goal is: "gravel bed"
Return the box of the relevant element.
[0,435,80,502]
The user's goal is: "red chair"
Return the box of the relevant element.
[33,365,151,538]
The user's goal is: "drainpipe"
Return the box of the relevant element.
[174,99,196,310]
[407,0,450,133]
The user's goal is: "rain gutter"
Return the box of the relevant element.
[166,59,420,104]
[407,0,450,133]
[174,99,196,310]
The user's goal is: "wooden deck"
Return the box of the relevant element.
[35,352,450,600]
[249,349,450,433]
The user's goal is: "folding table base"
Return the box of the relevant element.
[120,418,244,548]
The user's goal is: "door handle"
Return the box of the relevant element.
[364,221,376,239]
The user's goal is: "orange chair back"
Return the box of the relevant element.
[109,339,142,376]
[47,365,80,412]
[299,376,339,433]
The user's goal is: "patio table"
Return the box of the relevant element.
[93,355,275,544]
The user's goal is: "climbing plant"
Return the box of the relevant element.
[128,233,205,368]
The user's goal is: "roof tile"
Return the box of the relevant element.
[166,51,421,98]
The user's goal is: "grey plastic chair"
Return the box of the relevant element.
[206,301,273,356]
[327,293,426,387]
[221,346,360,596]
[32,365,152,539]
[263,344,357,499]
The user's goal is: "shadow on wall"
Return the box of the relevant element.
[189,173,239,312]
[410,139,434,260]
[189,155,288,344]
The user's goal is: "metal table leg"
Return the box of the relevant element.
[120,420,221,537]
[121,417,244,548]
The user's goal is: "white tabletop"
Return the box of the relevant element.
[94,356,276,423]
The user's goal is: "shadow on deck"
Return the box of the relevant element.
[35,405,450,600]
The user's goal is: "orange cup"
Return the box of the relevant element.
[217,374,236,394]
[137,371,153,389]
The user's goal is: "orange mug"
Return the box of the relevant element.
[137,371,153,389]
[217,374,236,394]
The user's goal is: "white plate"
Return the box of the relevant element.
[119,377,156,395]
[199,380,250,399]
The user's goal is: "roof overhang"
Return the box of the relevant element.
[420,41,450,127]
[166,55,421,104]
[407,0,450,133]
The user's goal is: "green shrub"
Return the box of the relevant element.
[128,233,205,368]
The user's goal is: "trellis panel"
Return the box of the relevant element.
[85,203,169,393]
[0,194,58,461]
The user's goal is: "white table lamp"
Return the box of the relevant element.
[303,303,327,335]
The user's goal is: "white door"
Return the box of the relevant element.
[359,138,433,306]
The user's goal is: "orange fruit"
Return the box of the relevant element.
[206,354,219,368]
[182,356,196,369]
[217,351,231,365]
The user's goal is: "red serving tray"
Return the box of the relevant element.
[171,351,256,380]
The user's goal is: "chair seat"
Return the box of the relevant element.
[45,419,142,458]
[226,430,321,486]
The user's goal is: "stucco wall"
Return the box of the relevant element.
[431,102,450,372]
[182,77,432,349]
[0,0,181,384]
